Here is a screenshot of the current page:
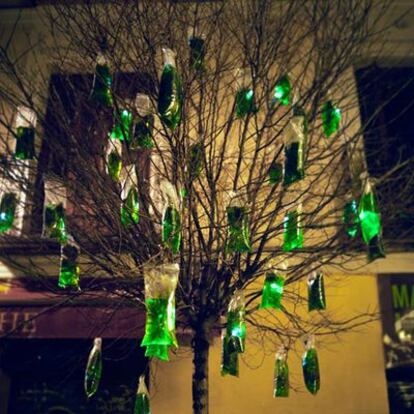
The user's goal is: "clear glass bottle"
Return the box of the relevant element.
[131,94,154,149]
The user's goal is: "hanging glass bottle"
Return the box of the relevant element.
[43,178,68,243]
[221,330,239,377]
[161,181,181,254]
[188,27,206,72]
[322,100,341,137]
[274,348,289,397]
[358,174,385,262]
[120,165,139,227]
[283,204,303,252]
[90,52,113,107]
[343,199,359,238]
[308,271,326,312]
[226,192,251,253]
[273,74,291,106]
[158,48,183,131]
[260,266,285,310]
[134,375,151,414]
[110,104,132,142]
[226,290,246,353]
[84,337,103,399]
[302,335,320,395]
[59,235,80,289]
[188,142,203,181]
[234,68,257,118]
[14,106,37,160]
[0,193,17,233]
[105,138,122,182]
[283,107,306,186]
[141,263,179,348]
[131,94,154,150]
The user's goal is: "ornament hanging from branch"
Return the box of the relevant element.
[273,74,291,106]
[132,94,154,150]
[105,138,123,182]
[221,330,239,377]
[274,347,289,397]
[188,27,206,73]
[59,235,80,289]
[225,290,246,354]
[260,264,286,310]
[84,337,103,399]
[90,52,113,107]
[161,181,181,254]
[120,165,140,227]
[158,48,183,131]
[226,192,251,253]
[234,68,257,118]
[321,100,341,137]
[302,335,320,395]
[308,272,326,312]
[342,199,359,238]
[134,375,151,414]
[110,107,132,142]
[283,204,303,252]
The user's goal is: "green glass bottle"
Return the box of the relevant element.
[302,336,320,395]
[260,272,284,310]
[0,193,17,233]
[269,161,283,185]
[59,240,80,289]
[308,272,326,312]
[283,208,303,252]
[235,68,257,118]
[188,142,203,181]
[134,376,151,414]
[162,205,181,254]
[322,100,341,137]
[283,110,306,186]
[131,114,154,149]
[358,177,385,262]
[273,75,291,106]
[84,338,103,399]
[226,291,246,353]
[145,345,170,361]
[226,193,251,253]
[158,48,183,131]
[44,203,68,243]
[188,30,205,72]
[110,109,132,141]
[141,298,173,346]
[90,53,113,107]
[121,188,139,227]
[343,200,359,238]
[106,138,122,182]
[221,333,239,377]
[274,349,289,397]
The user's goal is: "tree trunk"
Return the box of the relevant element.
[192,325,210,414]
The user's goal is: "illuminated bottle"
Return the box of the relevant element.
[308,271,326,312]
[161,181,181,254]
[84,338,103,399]
[283,106,306,186]
[343,199,359,238]
[226,291,246,353]
[141,263,179,348]
[90,52,113,107]
[0,193,17,233]
[274,348,289,397]
[226,192,251,253]
[145,345,169,362]
[235,68,257,118]
[273,74,291,106]
[188,28,206,72]
[221,330,239,377]
[59,236,80,289]
[14,106,37,160]
[134,375,151,414]
[110,107,132,141]
[260,271,285,310]
[302,335,320,395]
[120,165,139,227]
[283,205,303,252]
[131,94,154,149]
[358,174,385,262]
[158,48,183,130]
[106,139,122,182]
[322,100,341,137]
[43,178,67,243]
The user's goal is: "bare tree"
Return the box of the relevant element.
[0,1,411,413]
